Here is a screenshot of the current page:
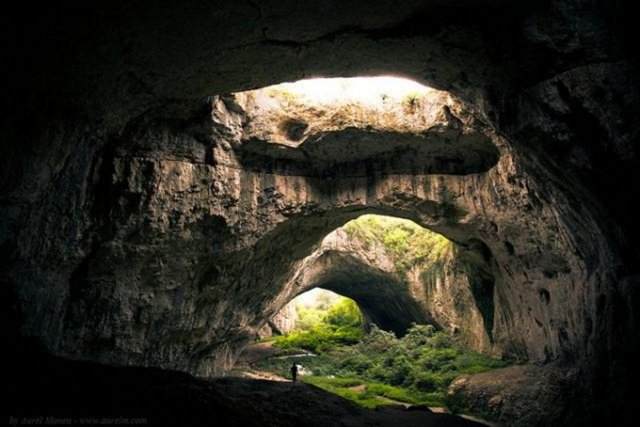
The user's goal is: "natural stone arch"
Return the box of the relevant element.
[288,249,432,337]
[32,88,605,378]
[261,222,496,350]
[3,1,639,424]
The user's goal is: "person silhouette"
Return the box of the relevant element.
[290,363,298,384]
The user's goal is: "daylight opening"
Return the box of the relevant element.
[276,288,365,351]
[226,76,500,175]
[256,76,434,106]
[239,214,505,409]
[231,76,447,147]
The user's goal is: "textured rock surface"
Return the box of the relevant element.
[269,226,492,351]
[234,81,499,175]
[447,365,578,426]
[266,302,298,336]
[2,0,639,424]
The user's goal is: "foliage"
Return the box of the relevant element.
[402,92,423,114]
[303,376,424,409]
[342,215,451,277]
[264,323,509,409]
[294,304,326,331]
[273,297,364,353]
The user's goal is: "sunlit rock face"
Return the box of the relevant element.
[269,217,493,352]
[267,302,298,336]
[2,0,639,424]
[233,78,498,175]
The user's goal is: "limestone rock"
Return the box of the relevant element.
[2,0,639,424]
[447,365,578,426]
[268,302,298,335]
[271,224,493,350]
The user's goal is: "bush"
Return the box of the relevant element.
[359,325,398,352]
[274,297,363,353]
[339,354,373,374]
[413,373,438,392]
[268,319,509,410]
[403,323,437,349]
[325,298,363,329]
[342,215,452,277]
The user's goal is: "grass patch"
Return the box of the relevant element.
[263,323,509,409]
[303,377,406,409]
[301,376,445,408]
[256,336,278,343]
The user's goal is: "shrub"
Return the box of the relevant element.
[342,215,451,277]
[269,312,509,411]
[339,354,373,374]
[359,325,398,352]
[274,296,363,353]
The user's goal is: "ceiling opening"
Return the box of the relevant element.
[248,76,435,107]
[218,76,500,175]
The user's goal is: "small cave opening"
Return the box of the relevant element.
[257,287,365,343]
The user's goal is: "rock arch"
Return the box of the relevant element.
[3,1,639,423]
[264,223,495,350]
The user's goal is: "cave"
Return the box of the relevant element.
[260,213,495,346]
[3,1,639,426]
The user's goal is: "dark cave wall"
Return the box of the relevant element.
[2,0,639,423]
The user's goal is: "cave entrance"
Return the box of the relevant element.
[266,214,495,346]
[243,215,505,409]
[260,288,365,348]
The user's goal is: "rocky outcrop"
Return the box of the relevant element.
[256,308,298,339]
[3,0,639,424]
[447,365,579,426]
[267,303,298,335]
[234,81,499,176]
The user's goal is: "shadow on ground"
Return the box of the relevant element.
[7,339,483,426]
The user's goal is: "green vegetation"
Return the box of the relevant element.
[265,315,508,408]
[257,217,505,411]
[266,87,298,102]
[274,297,364,353]
[303,376,421,409]
[343,215,451,277]
[402,92,424,114]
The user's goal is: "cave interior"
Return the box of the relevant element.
[3,0,639,426]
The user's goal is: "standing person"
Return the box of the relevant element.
[290,363,298,384]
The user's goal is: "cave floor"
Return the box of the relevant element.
[7,339,486,426]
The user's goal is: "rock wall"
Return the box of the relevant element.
[268,303,298,335]
[256,302,298,339]
[3,0,638,423]
[269,227,493,352]
[3,97,605,375]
